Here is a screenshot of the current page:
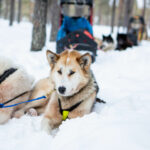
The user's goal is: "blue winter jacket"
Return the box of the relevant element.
[57,16,93,41]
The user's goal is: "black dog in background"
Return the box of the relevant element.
[116,33,134,50]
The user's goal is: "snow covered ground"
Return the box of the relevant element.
[0,19,150,150]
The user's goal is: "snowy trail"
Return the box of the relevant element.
[0,20,150,150]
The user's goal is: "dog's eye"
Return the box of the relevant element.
[57,69,62,75]
[69,70,75,76]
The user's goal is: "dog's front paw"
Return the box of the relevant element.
[27,108,38,116]
[41,117,52,134]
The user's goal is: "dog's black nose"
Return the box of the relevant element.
[58,86,66,94]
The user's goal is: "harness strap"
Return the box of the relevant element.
[0,89,54,109]
[2,91,29,105]
[0,68,17,84]
[58,98,83,120]
[0,96,46,108]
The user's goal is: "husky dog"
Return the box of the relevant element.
[100,35,115,51]
[20,49,99,134]
[41,50,99,133]
[116,33,133,50]
[0,57,34,124]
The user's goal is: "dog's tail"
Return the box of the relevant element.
[96,98,106,104]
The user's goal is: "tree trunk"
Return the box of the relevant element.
[142,0,146,19]
[9,0,15,26]
[4,0,9,19]
[50,0,60,41]
[0,0,2,17]
[97,0,102,25]
[17,0,22,23]
[31,0,48,51]
[117,0,124,28]
[123,0,134,28]
[29,1,34,22]
[47,0,52,23]
[111,0,116,33]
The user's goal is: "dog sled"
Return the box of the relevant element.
[56,0,97,62]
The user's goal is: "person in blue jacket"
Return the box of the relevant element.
[57,16,93,41]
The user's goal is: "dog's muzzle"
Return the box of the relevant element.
[58,86,66,94]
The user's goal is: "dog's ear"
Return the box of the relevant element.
[78,53,92,71]
[46,50,59,68]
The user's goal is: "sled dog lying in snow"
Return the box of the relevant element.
[19,49,99,134]
[116,33,133,50]
[100,35,115,51]
[0,57,34,124]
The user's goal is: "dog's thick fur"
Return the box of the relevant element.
[20,50,98,134]
[100,35,115,52]
[116,33,133,50]
[0,57,34,124]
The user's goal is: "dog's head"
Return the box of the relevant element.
[101,34,114,49]
[46,50,92,97]
[102,35,114,43]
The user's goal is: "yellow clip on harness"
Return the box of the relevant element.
[58,98,83,121]
[62,111,69,121]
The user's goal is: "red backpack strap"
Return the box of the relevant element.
[84,30,94,39]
